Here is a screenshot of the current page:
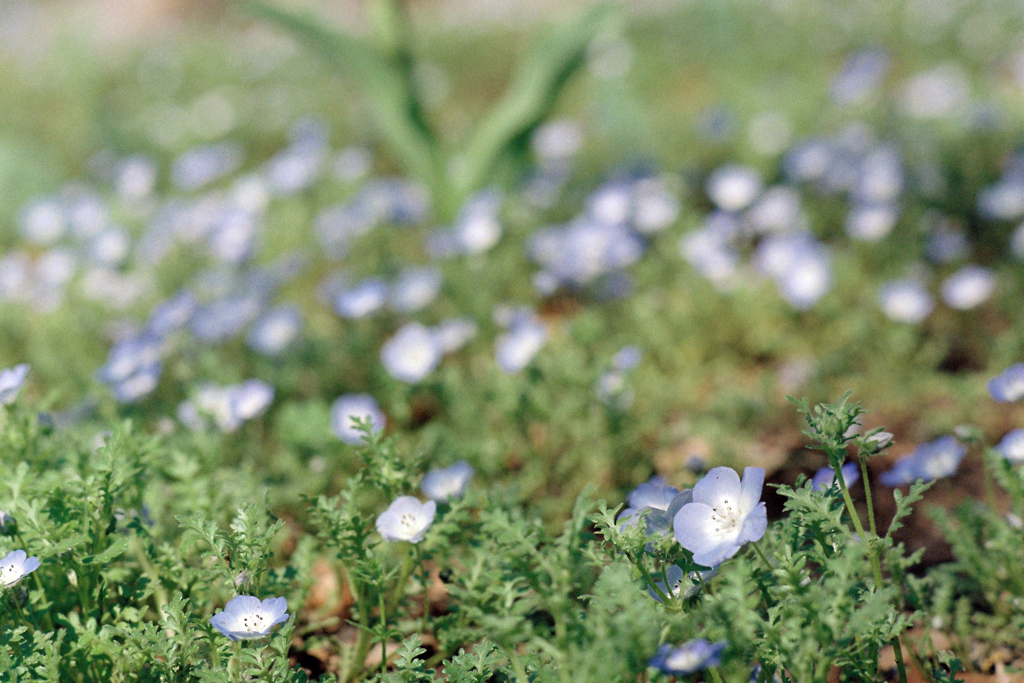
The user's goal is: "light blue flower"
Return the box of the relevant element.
[620,478,692,536]
[247,306,302,356]
[878,279,934,324]
[706,164,762,212]
[430,317,478,354]
[996,429,1024,463]
[230,380,274,422]
[673,467,767,567]
[612,345,642,371]
[879,436,966,486]
[210,596,289,641]
[422,461,474,502]
[648,564,718,602]
[146,290,197,336]
[0,364,29,405]
[940,265,996,310]
[495,320,547,374]
[649,639,727,675]
[380,323,441,383]
[334,278,388,319]
[376,496,436,543]
[0,549,40,588]
[171,142,242,192]
[989,364,1024,402]
[388,267,442,313]
[331,394,386,445]
[811,463,861,491]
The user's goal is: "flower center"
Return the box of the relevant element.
[242,612,267,632]
[0,564,17,583]
[709,498,741,536]
[399,513,419,533]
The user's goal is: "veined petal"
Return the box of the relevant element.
[691,467,742,508]
[738,467,765,514]
[737,502,767,545]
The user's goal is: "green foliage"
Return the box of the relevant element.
[245,0,611,218]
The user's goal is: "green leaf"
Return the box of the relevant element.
[453,4,614,197]
[242,0,449,209]
[83,536,130,565]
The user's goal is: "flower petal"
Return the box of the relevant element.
[692,467,741,508]
[738,467,765,514]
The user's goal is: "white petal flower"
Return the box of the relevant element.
[376,496,436,543]
[0,549,40,588]
[672,467,767,567]
[210,595,290,641]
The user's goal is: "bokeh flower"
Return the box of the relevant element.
[422,461,474,502]
[649,639,727,675]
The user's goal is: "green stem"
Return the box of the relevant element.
[857,455,878,538]
[378,587,388,676]
[414,545,430,634]
[836,457,908,683]
[709,666,726,683]
[750,540,772,572]
[636,561,670,604]
[344,578,371,683]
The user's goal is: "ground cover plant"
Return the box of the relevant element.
[6,0,1024,679]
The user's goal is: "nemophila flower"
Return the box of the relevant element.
[878,279,934,324]
[453,191,503,254]
[246,306,301,356]
[845,202,898,242]
[380,323,441,383]
[996,429,1024,463]
[831,49,890,107]
[495,320,548,373]
[899,63,969,120]
[879,436,966,486]
[430,317,477,354]
[706,164,762,212]
[632,177,680,234]
[988,364,1024,402]
[612,345,642,371]
[0,364,29,405]
[422,461,474,502]
[230,380,274,422]
[171,142,242,192]
[649,640,727,675]
[940,265,996,310]
[331,393,386,445]
[334,278,388,319]
[388,267,442,313]
[146,290,197,336]
[110,362,162,404]
[811,463,861,491]
[926,224,969,264]
[648,564,718,602]
[978,180,1024,221]
[0,550,40,588]
[210,596,289,641]
[20,198,67,245]
[673,467,767,567]
[376,496,436,543]
[620,478,692,535]
[190,295,262,343]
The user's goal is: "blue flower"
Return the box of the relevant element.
[879,436,966,486]
[495,320,547,373]
[210,596,289,641]
[388,267,442,313]
[146,290,197,336]
[230,380,274,422]
[620,478,693,536]
[878,279,934,324]
[430,317,478,354]
[648,564,718,602]
[333,278,388,319]
[376,497,436,543]
[996,429,1024,463]
[612,345,642,371]
[422,461,474,502]
[246,306,302,356]
[811,463,861,491]
[331,394,386,445]
[649,640,727,675]
[989,364,1024,402]
[673,467,767,567]
[706,164,762,212]
[0,364,29,405]
[380,323,441,383]
[940,265,996,310]
[0,549,39,587]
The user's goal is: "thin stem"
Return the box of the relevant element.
[856,455,878,538]
[414,545,430,634]
[636,560,670,604]
[709,666,726,683]
[378,589,388,676]
[750,541,772,572]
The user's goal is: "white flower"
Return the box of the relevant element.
[331,394,387,445]
[209,595,289,640]
[380,323,441,383]
[0,549,40,587]
[672,467,767,567]
[421,461,474,502]
[0,364,30,405]
[376,496,436,543]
